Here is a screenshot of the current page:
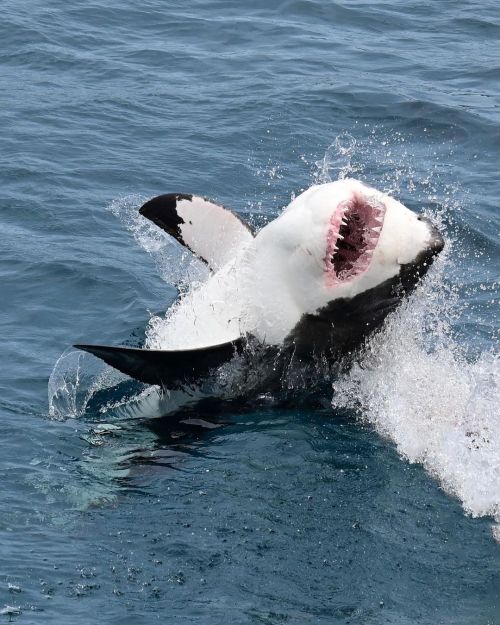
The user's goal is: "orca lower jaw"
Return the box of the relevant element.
[325,193,386,285]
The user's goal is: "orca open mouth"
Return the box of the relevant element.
[325,193,386,284]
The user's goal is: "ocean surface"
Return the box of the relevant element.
[1,0,499,623]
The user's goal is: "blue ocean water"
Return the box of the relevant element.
[1,0,499,623]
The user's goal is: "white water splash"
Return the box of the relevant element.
[314,131,500,537]
[313,132,360,183]
[48,347,127,420]
[332,258,500,537]
[48,348,94,419]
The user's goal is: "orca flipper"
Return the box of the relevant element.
[139,194,254,270]
[74,340,245,388]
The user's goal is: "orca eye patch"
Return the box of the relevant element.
[325,194,385,284]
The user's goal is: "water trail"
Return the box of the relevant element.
[332,273,499,536]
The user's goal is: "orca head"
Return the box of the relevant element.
[244,179,444,346]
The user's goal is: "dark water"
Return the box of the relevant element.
[1,1,499,623]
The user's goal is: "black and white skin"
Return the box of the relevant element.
[76,178,444,393]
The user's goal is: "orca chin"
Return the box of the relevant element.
[325,191,386,285]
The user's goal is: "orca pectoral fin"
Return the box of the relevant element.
[139,193,254,270]
[74,340,244,388]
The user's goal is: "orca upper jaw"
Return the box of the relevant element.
[324,191,386,287]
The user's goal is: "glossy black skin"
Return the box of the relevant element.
[75,340,245,388]
[140,193,192,247]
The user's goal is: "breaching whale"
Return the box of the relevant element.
[76,179,444,390]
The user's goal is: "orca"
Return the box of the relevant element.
[76,179,444,390]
